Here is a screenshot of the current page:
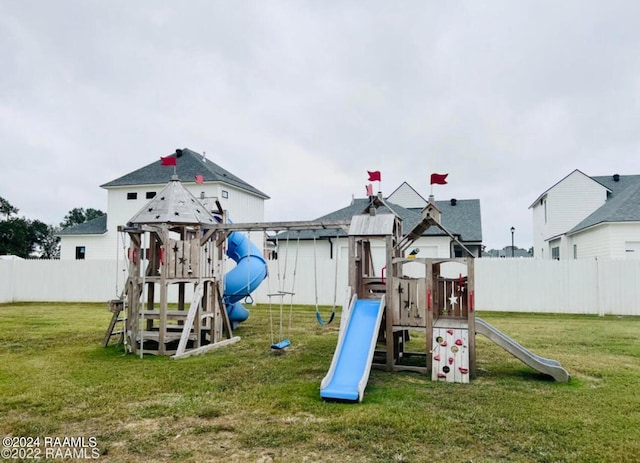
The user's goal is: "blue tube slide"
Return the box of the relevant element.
[223,231,268,327]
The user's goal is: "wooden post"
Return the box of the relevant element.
[425,259,434,373]
[467,257,476,378]
[385,235,394,371]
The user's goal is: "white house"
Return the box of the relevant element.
[58,148,270,260]
[530,169,640,260]
[271,181,483,267]
[59,150,482,272]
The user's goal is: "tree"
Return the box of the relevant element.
[0,218,57,258]
[30,220,60,259]
[0,217,31,257]
[0,196,18,219]
[0,197,61,258]
[60,207,105,229]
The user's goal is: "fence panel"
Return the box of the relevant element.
[1,258,639,316]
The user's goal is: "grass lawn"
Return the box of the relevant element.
[0,302,639,462]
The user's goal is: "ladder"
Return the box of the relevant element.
[103,299,126,347]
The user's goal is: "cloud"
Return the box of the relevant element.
[1,0,640,249]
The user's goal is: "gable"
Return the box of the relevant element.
[386,182,428,208]
[529,169,608,209]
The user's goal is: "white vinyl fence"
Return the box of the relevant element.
[1,258,639,316]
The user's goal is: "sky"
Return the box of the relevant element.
[1,1,639,250]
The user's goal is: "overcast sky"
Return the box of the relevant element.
[2,1,639,250]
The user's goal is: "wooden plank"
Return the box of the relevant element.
[171,337,241,359]
[175,282,205,356]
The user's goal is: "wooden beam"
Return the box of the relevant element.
[171,337,241,359]
[215,219,350,232]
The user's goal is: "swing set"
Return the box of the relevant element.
[263,228,342,350]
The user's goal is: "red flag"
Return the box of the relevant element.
[365,184,373,196]
[195,174,204,184]
[367,170,381,182]
[430,173,448,185]
[160,156,177,166]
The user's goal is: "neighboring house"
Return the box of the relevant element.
[58,151,482,263]
[58,148,269,260]
[276,181,483,263]
[530,169,640,260]
[388,182,483,257]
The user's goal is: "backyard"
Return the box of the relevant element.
[0,302,638,462]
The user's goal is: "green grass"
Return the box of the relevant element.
[0,303,639,462]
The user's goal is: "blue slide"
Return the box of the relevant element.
[223,231,268,328]
[320,297,385,402]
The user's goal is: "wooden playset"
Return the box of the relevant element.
[104,176,569,397]
[345,195,476,383]
[104,177,236,358]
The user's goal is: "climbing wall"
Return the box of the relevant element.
[431,327,469,383]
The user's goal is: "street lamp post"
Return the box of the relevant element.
[510,226,515,257]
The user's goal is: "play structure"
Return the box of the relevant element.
[104,176,569,398]
[103,176,270,357]
[320,194,570,402]
[103,175,348,358]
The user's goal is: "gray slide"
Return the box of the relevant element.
[475,318,570,382]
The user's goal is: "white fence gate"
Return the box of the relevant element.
[1,258,639,316]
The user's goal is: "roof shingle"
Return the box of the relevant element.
[100,148,269,199]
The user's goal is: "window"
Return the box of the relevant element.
[75,246,86,260]
[544,199,547,223]
[573,244,578,259]
[222,190,229,199]
[127,192,137,200]
[551,246,560,260]
[146,192,156,199]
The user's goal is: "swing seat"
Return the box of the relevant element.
[271,339,291,350]
[316,311,335,326]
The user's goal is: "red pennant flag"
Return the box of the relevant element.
[365,184,373,196]
[160,156,177,166]
[195,174,204,184]
[430,173,448,185]
[367,170,381,182]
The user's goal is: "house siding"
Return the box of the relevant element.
[609,222,640,259]
[569,226,612,259]
[532,170,608,259]
[567,222,640,260]
[60,182,266,260]
[59,234,113,260]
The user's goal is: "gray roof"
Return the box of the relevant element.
[277,197,482,242]
[101,148,269,199]
[57,214,107,236]
[568,174,640,235]
[128,178,219,226]
[433,199,483,242]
